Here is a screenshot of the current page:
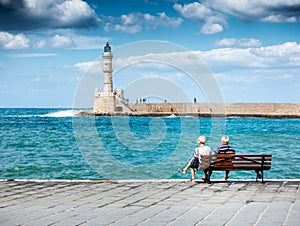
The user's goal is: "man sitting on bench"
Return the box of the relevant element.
[215,136,235,180]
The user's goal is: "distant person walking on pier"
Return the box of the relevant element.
[215,136,235,180]
[179,136,214,182]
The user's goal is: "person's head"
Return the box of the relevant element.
[221,135,229,144]
[197,136,206,145]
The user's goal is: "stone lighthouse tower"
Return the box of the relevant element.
[93,42,132,114]
[103,42,113,94]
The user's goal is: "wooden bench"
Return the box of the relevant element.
[206,153,272,182]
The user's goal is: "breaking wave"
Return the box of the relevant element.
[40,110,81,117]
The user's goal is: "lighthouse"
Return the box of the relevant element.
[103,42,113,94]
[93,42,132,114]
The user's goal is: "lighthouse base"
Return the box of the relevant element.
[93,91,132,114]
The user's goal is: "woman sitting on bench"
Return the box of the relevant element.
[178,136,214,182]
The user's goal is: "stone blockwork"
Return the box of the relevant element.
[127,103,300,117]
[1,180,300,225]
[81,103,300,118]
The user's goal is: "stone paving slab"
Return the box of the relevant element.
[0,179,299,226]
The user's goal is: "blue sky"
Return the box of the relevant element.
[0,0,300,107]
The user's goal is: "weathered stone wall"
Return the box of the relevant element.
[127,103,300,117]
[94,95,115,113]
[224,103,300,116]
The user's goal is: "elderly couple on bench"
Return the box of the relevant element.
[179,135,234,182]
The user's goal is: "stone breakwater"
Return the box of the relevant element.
[77,103,300,118]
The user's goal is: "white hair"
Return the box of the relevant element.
[198,136,206,144]
[222,136,229,143]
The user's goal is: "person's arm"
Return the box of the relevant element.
[211,146,218,157]
[194,148,198,158]
[215,146,220,153]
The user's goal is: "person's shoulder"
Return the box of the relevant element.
[202,146,211,153]
[218,144,227,150]
[228,145,235,150]
[218,144,235,153]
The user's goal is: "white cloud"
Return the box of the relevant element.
[11,53,58,58]
[173,2,227,34]
[74,61,102,74]
[121,13,141,26]
[250,42,300,66]
[263,15,297,23]
[24,33,108,50]
[198,41,300,69]
[174,0,300,35]
[208,0,300,23]
[52,34,75,48]
[239,38,262,48]
[214,38,236,47]
[54,0,97,26]
[105,42,300,72]
[215,38,262,48]
[0,32,29,49]
[35,40,47,48]
[0,0,100,31]
[114,13,143,34]
[0,31,107,50]
[75,41,300,77]
[109,41,300,71]
[201,22,223,34]
[215,73,260,84]
[109,12,183,34]
[215,68,298,86]
[173,2,212,21]
[144,12,183,28]
[75,61,95,72]
[115,24,142,34]
[198,48,266,68]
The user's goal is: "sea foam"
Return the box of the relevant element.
[40,110,80,117]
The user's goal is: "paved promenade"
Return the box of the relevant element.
[0,179,299,226]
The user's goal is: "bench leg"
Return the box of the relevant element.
[255,170,264,182]
[255,170,260,182]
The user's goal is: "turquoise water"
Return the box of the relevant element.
[0,108,299,180]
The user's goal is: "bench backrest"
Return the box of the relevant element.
[213,153,272,169]
[233,154,272,169]
[214,153,235,166]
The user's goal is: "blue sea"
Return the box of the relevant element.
[1,108,299,180]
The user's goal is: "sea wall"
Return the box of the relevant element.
[78,103,300,118]
[127,103,300,118]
